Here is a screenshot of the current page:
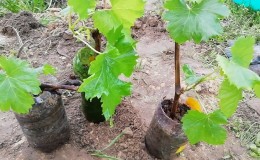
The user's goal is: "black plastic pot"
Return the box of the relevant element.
[81,93,105,123]
[145,99,187,160]
[15,91,70,152]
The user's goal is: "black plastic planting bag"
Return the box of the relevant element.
[15,91,70,152]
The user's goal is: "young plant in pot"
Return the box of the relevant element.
[66,0,145,123]
[145,0,258,159]
[0,55,78,152]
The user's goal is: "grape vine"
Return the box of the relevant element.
[163,0,260,145]
[182,36,260,144]
[0,56,56,113]
[68,0,145,120]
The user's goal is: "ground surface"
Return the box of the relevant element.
[0,1,260,160]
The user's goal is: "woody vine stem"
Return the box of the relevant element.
[171,42,182,119]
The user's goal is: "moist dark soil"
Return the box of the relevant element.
[161,99,190,120]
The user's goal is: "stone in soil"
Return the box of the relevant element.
[247,98,260,115]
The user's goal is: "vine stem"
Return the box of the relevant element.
[183,71,216,93]
[92,29,102,53]
[68,14,101,55]
[40,83,79,91]
[170,42,182,119]
[74,33,102,55]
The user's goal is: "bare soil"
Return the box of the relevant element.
[0,11,41,36]
[0,1,259,160]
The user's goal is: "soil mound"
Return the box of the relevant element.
[0,11,41,36]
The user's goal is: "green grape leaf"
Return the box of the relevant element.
[164,0,229,44]
[106,26,125,45]
[89,48,137,78]
[183,64,195,77]
[101,79,131,119]
[80,71,131,120]
[0,56,41,113]
[218,79,242,118]
[103,26,137,77]
[107,48,137,77]
[68,0,96,19]
[254,82,260,98]
[217,55,260,89]
[187,0,203,3]
[182,110,228,145]
[43,64,56,75]
[106,25,136,55]
[231,37,255,68]
[79,47,137,120]
[93,0,145,37]
[182,64,204,85]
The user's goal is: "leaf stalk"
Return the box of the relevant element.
[74,33,102,55]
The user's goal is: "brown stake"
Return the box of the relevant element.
[170,42,182,119]
[40,83,79,91]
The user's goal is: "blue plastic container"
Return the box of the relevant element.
[233,0,260,11]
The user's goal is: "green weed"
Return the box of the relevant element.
[222,0,260,42]
[89,132,124,160]
[201,0,260,68]
[0,0,20,13]
[0,0,48,13]
[39,16,57,26]
[20,0,46,12]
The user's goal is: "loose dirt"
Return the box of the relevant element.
[0,11,41,36]
[0,1,259,160]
